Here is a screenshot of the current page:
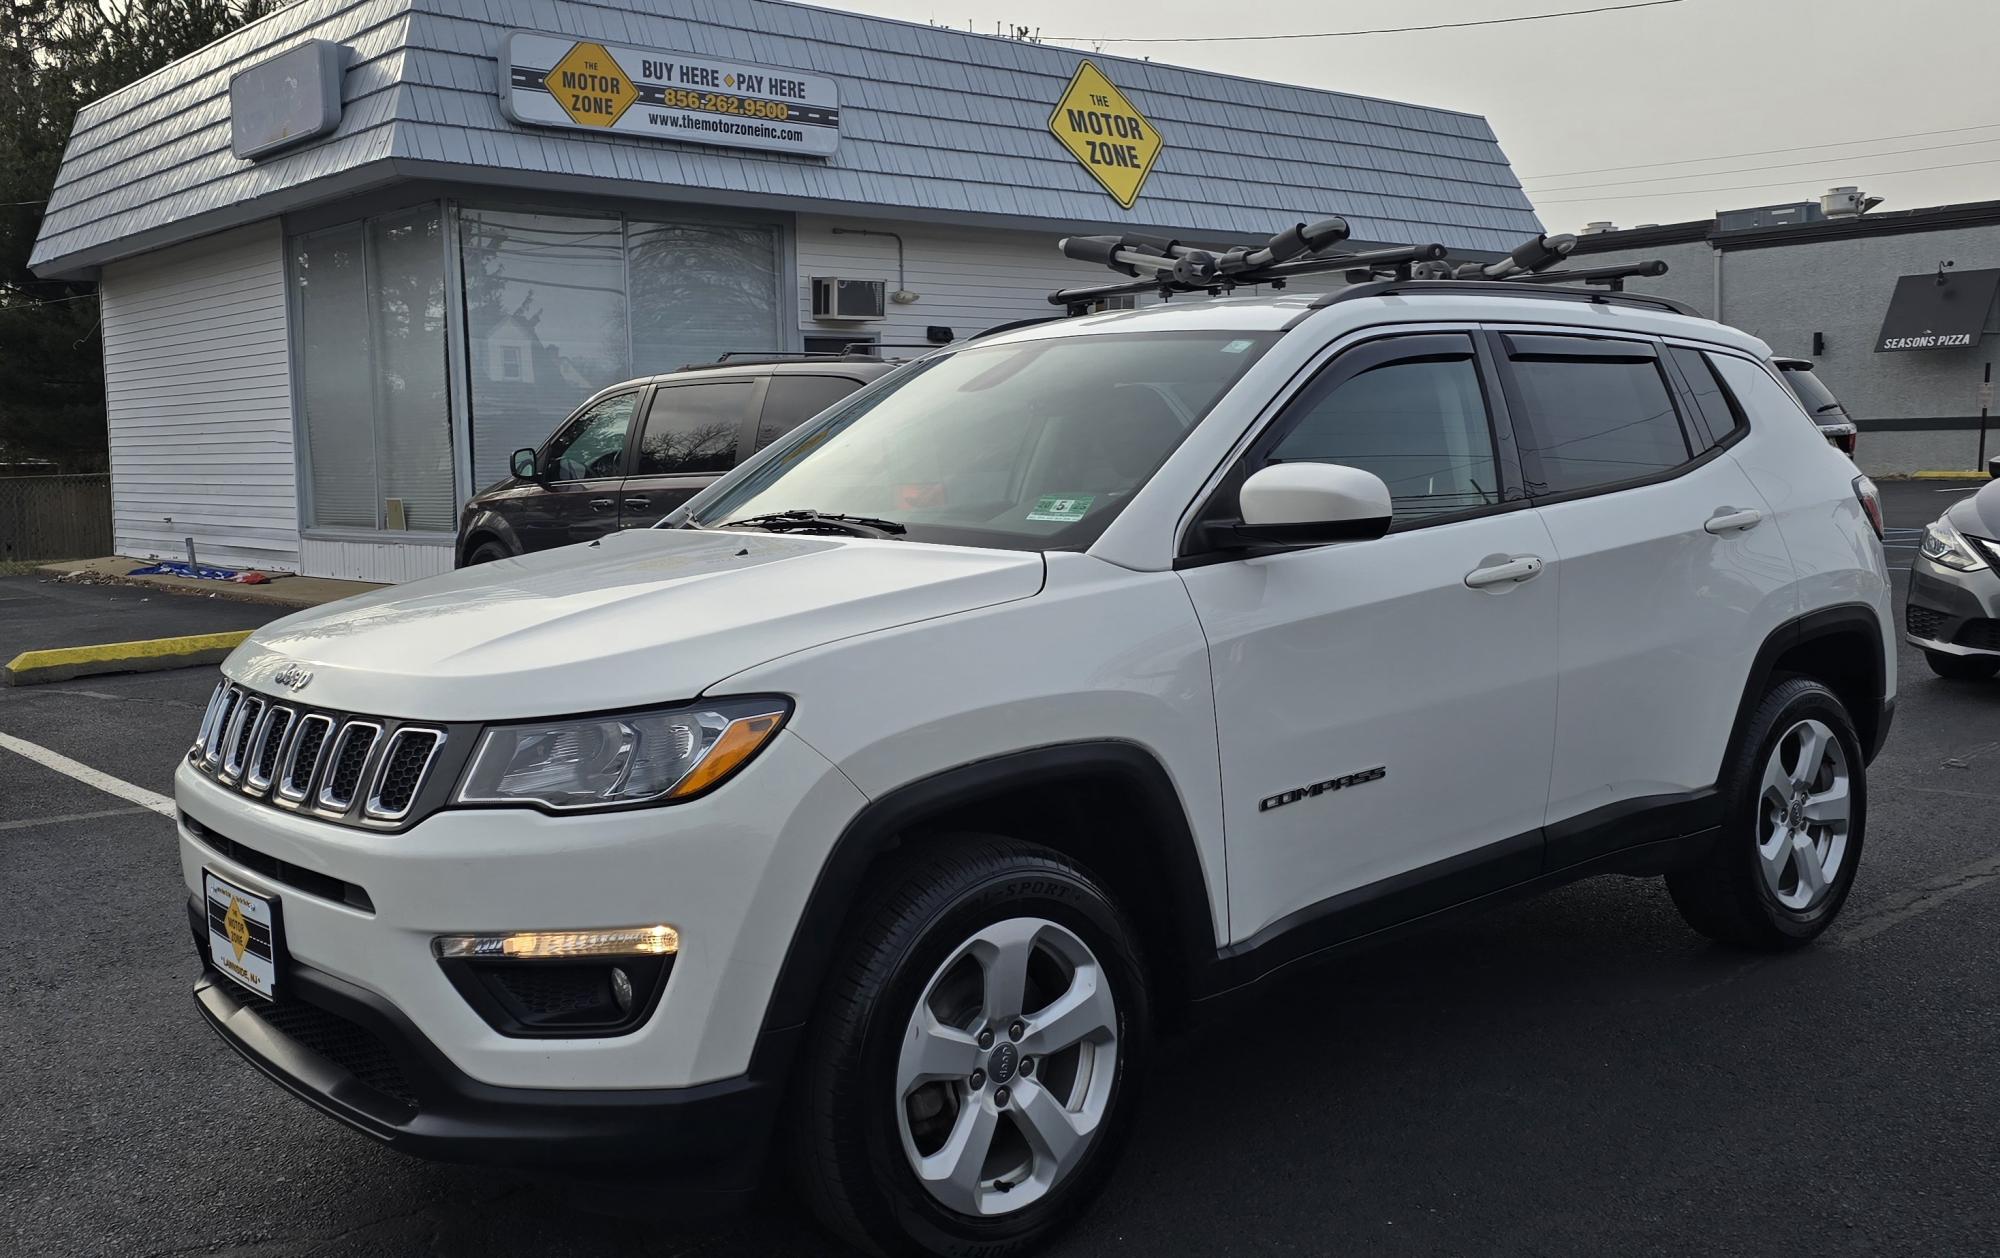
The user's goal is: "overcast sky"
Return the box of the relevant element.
[826,0,2000,233]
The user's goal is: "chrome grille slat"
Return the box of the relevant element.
[246,706,295,791]
[193,681,229,756]
[203,687,242,766]
[277,713,336,804]
[221,697,267,781]
[317,721,382,812]
[364,728,445,821]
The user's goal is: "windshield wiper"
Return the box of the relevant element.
[719,510,908,539]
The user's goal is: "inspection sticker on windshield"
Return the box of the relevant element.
[1027,495,1094,523]
[1221,339,1255,354]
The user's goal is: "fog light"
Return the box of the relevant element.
[431,925,679,960]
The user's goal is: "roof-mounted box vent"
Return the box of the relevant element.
[1580,221,1617,235]
[1821,186,1885,218]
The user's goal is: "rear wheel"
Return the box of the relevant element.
[1924,649,2000,681]
[1668,678,1865,949]
[792,835,1148,1257]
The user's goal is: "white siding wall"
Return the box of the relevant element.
[298,536,454,583]
[795,217,1128,345]
[99,223,300,571]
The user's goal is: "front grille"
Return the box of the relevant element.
[491,965,619,1020]
[1907,604,1947,641]
[1956,619,2000,652]
[252,998,418,1110]
[1972,535,2000,573]
[191,683,455,830]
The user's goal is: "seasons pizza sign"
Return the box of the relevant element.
[499,31,840,157]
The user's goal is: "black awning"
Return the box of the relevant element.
[1875,267,2000,351]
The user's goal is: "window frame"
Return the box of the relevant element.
[1179,329,1529,561]
[1483,327,1726,507]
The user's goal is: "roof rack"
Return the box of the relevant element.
[1046,217,1684,316]
[1317,272,1699,318]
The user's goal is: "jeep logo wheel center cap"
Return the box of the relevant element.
[989,1042,1019,1086]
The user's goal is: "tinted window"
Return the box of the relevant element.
[1775,362,1846,419]
[1668,347,1743,448]
[1711,354,1819,436]
[755,375,865,452]
[635,381,755,475]
[1269,356,1499,521]
[544,393,638,481]
[1509,352,1690,495]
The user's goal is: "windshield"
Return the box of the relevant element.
[690,330,1278,549]
[1776,363,1846,419]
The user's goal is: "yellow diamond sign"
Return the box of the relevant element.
[547,42,636,128]
[1048,61,1163,210]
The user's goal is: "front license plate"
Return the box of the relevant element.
[204,871,282,1000]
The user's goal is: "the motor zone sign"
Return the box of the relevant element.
[500,32,840,157]
[1047,60,1164,209]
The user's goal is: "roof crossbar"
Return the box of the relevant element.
[1046,216,1681,317]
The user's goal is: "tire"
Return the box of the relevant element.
[1667,677,1866,950]
[1924,650,2000,681]
[792,835,1149,1258]
[463,539,511,566]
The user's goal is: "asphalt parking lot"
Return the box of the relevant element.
[4,481,1998,1258]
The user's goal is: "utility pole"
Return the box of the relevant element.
[1980,361,1993,473]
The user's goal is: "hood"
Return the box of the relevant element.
[226,530,1045,720]
[1949,479,2000,541]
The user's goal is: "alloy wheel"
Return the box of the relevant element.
[1756,717,1851,912]
[894,916,1119,1217]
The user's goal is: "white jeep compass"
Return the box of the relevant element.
[179,225,1895,1257]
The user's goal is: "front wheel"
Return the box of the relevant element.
[1668,677,1865,949]
[1924,649,2000,681]
[792,835,1148,1257]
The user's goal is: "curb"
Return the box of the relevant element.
[1907,470,1990,480]
[3,630,252,687]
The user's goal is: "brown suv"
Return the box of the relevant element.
[456,355,901,565]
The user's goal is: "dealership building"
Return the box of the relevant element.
[1569,191,2000,476]
[28,0,1539,582]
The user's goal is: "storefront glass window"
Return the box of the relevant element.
[292,205,454,532]
[459,208,783,489]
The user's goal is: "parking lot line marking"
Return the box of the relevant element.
[0,806,148,833]
[0,731,176,819]
[1835,853,2000,947]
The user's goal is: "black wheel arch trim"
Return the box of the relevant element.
[1727,604,1893,770]
[754,741,1221,1044]
[456,511,522,565]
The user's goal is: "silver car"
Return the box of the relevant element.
[1909,469,2000,679]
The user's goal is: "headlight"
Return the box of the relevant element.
[1921,515,1988,571]
[455,697,790,811]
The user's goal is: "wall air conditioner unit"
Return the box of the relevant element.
[811,277,887,321]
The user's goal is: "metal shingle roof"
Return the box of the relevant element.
[31,0,1540,274]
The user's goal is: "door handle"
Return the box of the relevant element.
[1464,555,1544,589]
[1704,507,1763,534]
[624,498,650,511]
[588,498,616,511]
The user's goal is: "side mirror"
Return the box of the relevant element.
[511,447,543,482]
[1226,462,1393,547]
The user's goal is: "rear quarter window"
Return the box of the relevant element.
[1708,355,1821,438]
[754,374,868,452]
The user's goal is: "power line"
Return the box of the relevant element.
[1049,0,1685,44]
[1520,121,2000,179]
[1534,155,2000,205]
[1526,134,2000,192]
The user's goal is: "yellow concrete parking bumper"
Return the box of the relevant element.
[3,629,251,687]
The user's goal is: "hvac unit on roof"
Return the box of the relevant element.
[811,277,888,321]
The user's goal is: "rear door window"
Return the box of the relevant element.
[1500,336,1692,496]
[754,375,866,453]
[634,380,756,475]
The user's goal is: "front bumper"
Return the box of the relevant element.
[188,896,792,1195]
[1906,553,2000,658]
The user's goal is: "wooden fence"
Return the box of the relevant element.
[0,475,112,563]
